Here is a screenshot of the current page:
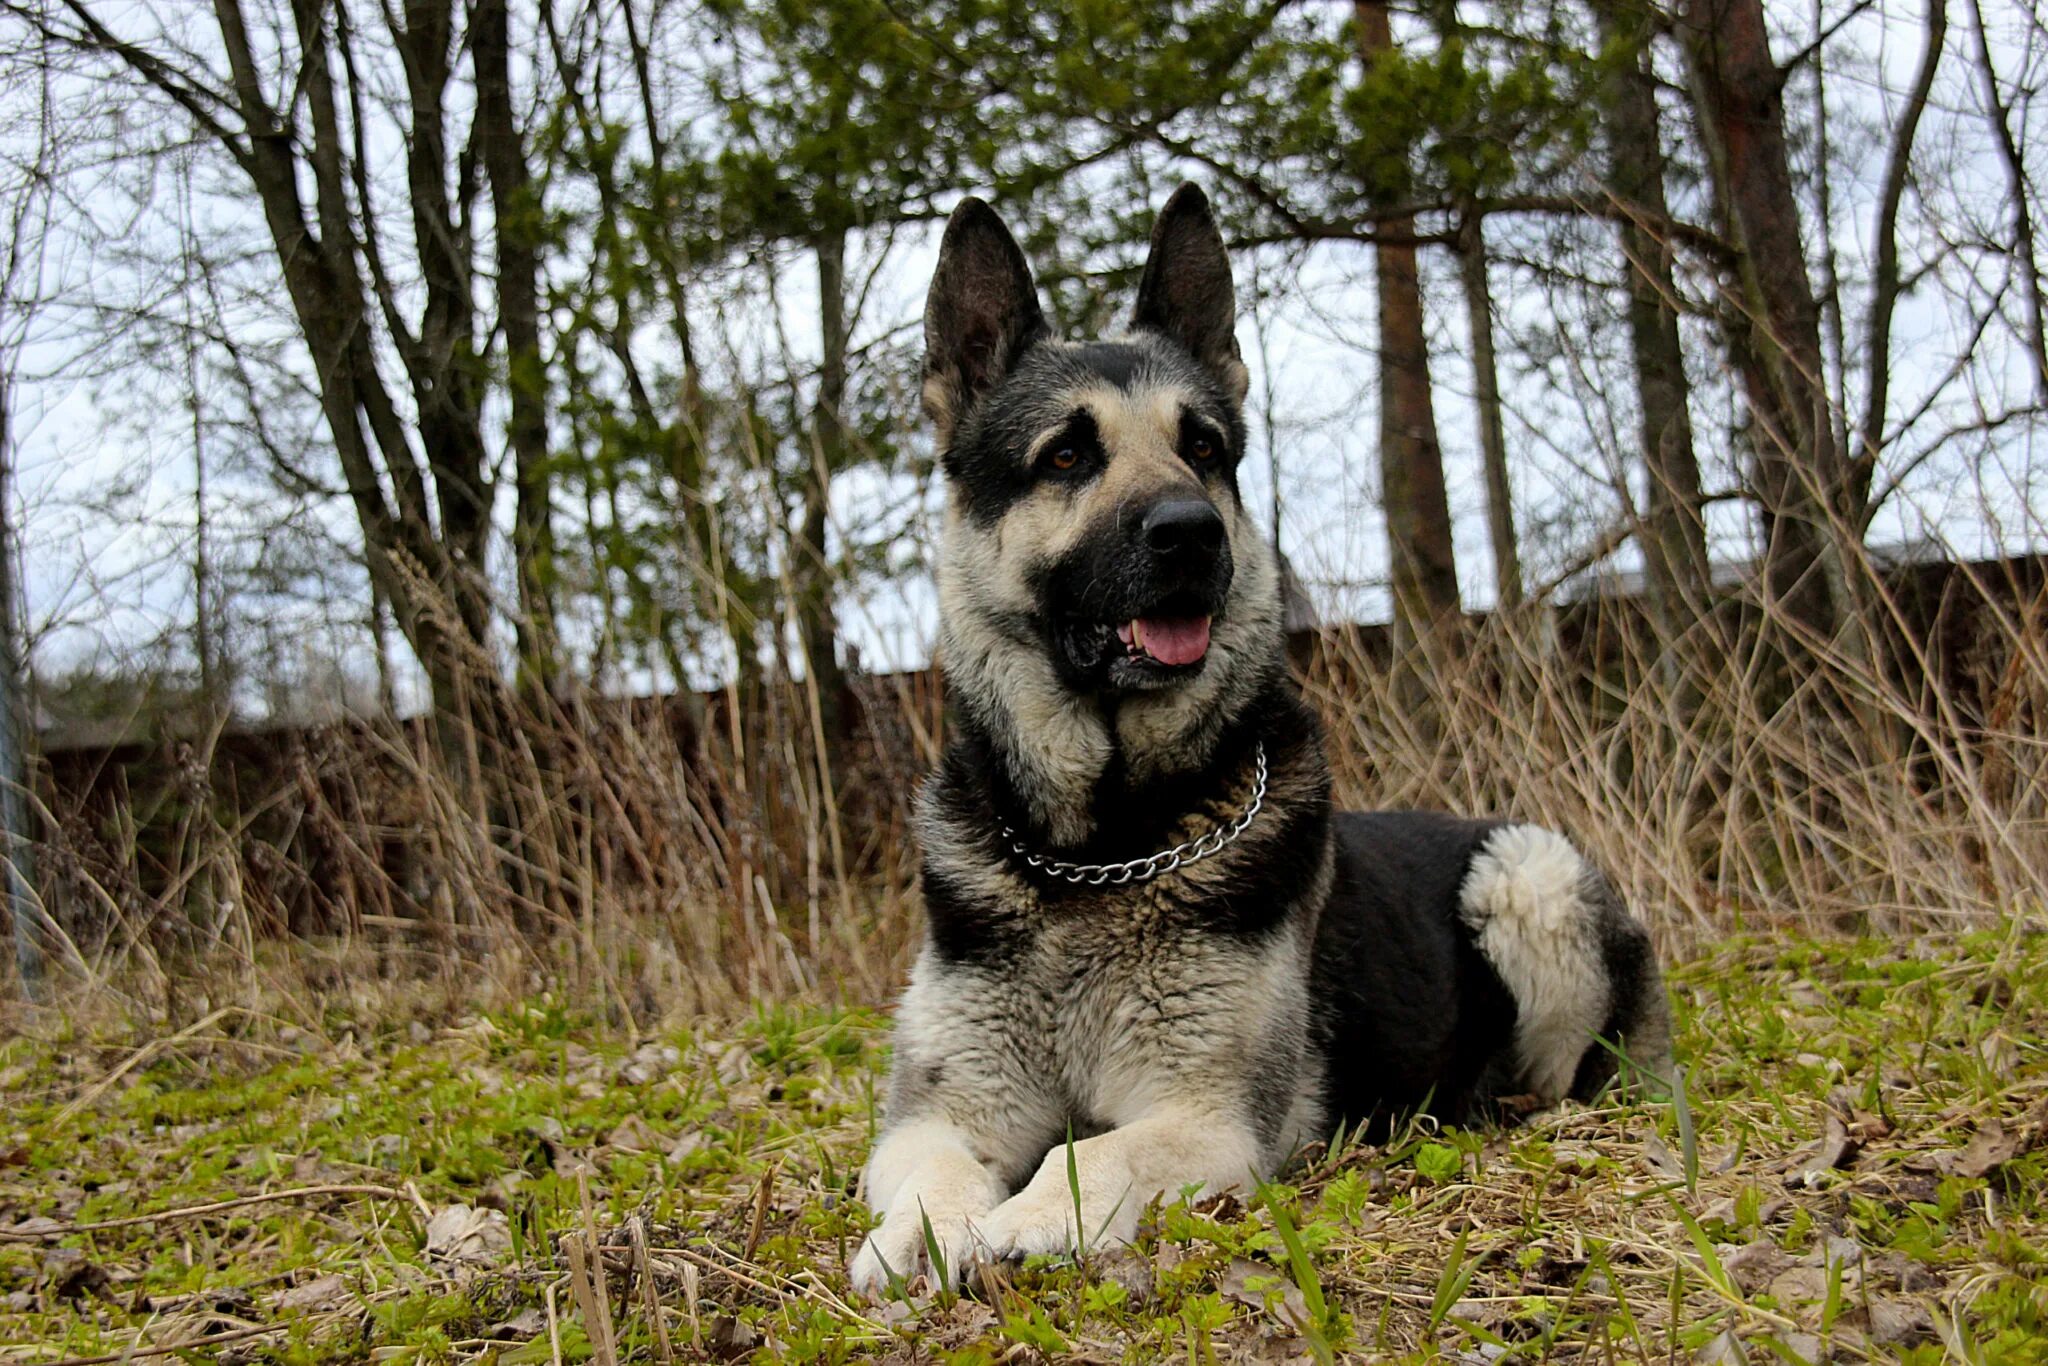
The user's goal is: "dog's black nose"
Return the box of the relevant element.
[1142,498,1225,557]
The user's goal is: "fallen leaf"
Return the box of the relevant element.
[606,1114,661,1151]
[486,1308,548,1340]
[5,1215,65,1241]
[1095,1245,1155,1307]
[1977,1033,2018,1075]
[1774,1333,1823,1363]
[616,1042,682,1086]
[1549,1143,1601,1175]
[1765,1265,1827,1305]
[1643,1132,1684,1180]
[1934,1117,2025,1179]
[41,1247,112,1301]
[1786,1113,1859,1187]
[1221,1258,1310,1330]
[1842,1296,1936,1348]
[708,1315,758,1358]
[274,1273,351,1314]
[424,1204,511,1266]
[1720,1241,1793,1295]
[1694,1329,1749,1365]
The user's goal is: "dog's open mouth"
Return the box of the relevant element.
[1051,592,1222,691]
[1115,615,1212,667]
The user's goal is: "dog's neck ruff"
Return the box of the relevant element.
[999,742,1267,886]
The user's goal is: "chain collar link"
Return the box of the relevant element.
[998,742,1267,886]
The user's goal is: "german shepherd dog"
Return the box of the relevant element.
[850,185,1670,1295]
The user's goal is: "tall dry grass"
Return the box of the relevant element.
[1309,552,2048,942]
[5,548,2044,1027]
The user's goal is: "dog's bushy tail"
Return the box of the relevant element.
[1459,825,1673,1102]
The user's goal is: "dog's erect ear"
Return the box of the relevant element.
[923,198,1048,445]
[1132,184,1248,404]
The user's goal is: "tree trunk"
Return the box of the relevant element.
[475,0,560,700]
[1679,0,1852,646]
[801,229,851,744]
[1354,1,1462,651]
[1456,214,1521,610]
[1964,0,2048,402]
[1593,0,1713,639]
[0,371,42,991]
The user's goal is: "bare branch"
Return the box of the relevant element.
[1853,0,1947,486]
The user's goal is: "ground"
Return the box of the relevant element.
[2,926,2045,1365]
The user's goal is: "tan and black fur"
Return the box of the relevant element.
[850,186,1670,1294]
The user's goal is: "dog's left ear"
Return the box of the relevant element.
[1132,184,1248,404]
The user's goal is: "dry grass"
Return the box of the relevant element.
[16,559,2048,1024]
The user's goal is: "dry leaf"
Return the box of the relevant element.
[1221,1258,1310,1330]
[606,1114,661,1152]
[5,1216,65,1241]
[274,1273,351,1314]
[1095,1245,1155,1307]
[423,1204,511,1266]
[1694,1329,1749,1365]
[616,1042,682,1086]
[708,1315,758,1358]
[1765,1265,1827,1305]
[1843,1296,1936,1348]
[486,1308,548,1340]
[1934,1117,2025,1179]
[41,1248,113,1301]
[1977,1033,2018,1075]
[1720,1241,1793,1295]
[1786,1113,1859,1187]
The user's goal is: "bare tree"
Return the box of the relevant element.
[1456,213,1522,609]
[0,20,52,989]
[1679,0,1850,645]
[1354,0,1462,649]
[13,0,562,768]
[1964,0,2048,400]
[1591,0,1712,640]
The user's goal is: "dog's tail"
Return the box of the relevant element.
[1458,825,1673,1103]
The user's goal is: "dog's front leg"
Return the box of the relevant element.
[975,1105,1264,1263]
[849,1117,1007,1295]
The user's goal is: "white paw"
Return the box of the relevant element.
[976,1181,1141,1264]
[848,1209,989,1298]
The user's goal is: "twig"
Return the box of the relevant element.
[10,1321,286,1366]
[0,1184,414,1242]
[630,1217,676,1366]
[647,1243,866,1320]
[742,1160,778,1262]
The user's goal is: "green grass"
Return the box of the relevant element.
[2,922,2045,1364]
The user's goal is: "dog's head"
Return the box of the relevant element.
[924,185,1281,733]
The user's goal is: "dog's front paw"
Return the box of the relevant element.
[849,1210,988,1298]
[976,1181,1141,1264]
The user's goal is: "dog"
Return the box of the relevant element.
[849,185,1670,1295]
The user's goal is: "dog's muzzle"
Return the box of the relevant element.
[1045,492,1235,692]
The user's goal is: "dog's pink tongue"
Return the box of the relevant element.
[1136,615,1211,666]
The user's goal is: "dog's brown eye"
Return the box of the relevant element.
[1049,448,1080,470]
[1190,438,1215,461]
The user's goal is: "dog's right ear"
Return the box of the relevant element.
[923,198,1047,445]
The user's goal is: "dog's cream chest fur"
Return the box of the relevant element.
[889,892,1318,1189]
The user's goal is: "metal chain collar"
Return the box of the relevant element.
[999,742,1268,886]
